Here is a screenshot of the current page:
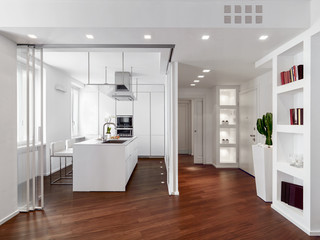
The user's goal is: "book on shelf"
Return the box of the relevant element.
[297,108,303,125]
[290,108,296,125]
[290,108,303,125]
[281,181,303,210]
[280,64,304,85]
[297,64,303,80]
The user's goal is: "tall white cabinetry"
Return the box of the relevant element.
[115,100,133,116]
[256,28,320,235]
[134,87,165,157]
[216,87,239,168]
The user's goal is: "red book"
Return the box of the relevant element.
[280,72,285,85]
[293,65,297,81]
[290,108,296,125]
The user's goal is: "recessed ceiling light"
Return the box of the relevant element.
[259,35,268,40]
[86,34,94,39]
[202,35,210,40]
[203,69,211,73]
[144,35,152,40]
[27,34,37,39]
[194,80,200,83]
[190,83,196,87]
[198,75,204,78]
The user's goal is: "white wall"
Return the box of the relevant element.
[0,35,18,224]
[240,71,272,144]
[45,64,73,175]
[178,87,215,165]
[310,0,320,25]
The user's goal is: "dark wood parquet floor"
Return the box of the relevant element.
[0,155,319,240]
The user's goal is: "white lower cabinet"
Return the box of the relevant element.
[151,135,164,156]
[136,135,151,156]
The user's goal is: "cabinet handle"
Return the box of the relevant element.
[250,134,255,137]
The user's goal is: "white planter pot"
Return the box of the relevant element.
[252,144,273,202]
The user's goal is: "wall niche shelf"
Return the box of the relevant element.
[256,27,320,235]
[216,86,239,168]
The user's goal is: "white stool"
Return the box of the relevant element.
[50,141,73,185]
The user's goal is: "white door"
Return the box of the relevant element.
[239,89,257,175]
[193,99,203,164]
[178,101,191,154]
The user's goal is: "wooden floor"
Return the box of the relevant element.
[1,155,319,240]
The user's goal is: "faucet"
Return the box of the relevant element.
[103,122,117,141]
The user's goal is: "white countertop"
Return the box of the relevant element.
[75,136,137,146]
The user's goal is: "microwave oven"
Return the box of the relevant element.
[116,115,133,128]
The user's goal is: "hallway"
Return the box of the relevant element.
[0,156,317,239]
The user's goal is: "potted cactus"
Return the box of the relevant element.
[257,112,273,146]
[252,112,273,202]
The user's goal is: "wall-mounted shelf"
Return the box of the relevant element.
[277,79,304,94]
[216,86,239,167]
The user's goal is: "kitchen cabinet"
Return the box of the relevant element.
[134,89,165,157]
[150,92,164,156]
[116,100,133,116]
[134,92,151,155]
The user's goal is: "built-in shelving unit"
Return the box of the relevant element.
[216,87,239,168]
[256,25,320,235]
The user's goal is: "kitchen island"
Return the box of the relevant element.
[73,137,138,192]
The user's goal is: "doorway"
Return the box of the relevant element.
[178,98,204,164]
[178,100,191,154]
[239,88,257,176]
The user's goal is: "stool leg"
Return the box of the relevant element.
[60,157,62,179]
[50,156,52,184]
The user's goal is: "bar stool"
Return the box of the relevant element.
[50,141,73,185]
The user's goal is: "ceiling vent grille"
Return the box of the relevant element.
[224,4,263,25]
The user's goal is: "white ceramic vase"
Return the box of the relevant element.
[252,144,273,202]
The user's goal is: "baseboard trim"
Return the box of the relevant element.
[171,191,179,196]
[0,210,19,225]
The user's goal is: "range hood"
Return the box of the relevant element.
[114,72,131,91]
[112,71,135,101]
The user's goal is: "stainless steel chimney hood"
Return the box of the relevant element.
[112,71,135,101]
[115,72,131,91]
[112,91,135,101]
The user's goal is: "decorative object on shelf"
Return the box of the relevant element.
[257,112,273,146]
[289,153,304,168]
[221,139,229,144]
[252,144,273,202]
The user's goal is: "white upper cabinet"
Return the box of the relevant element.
[134,92,151,136]
[116,100,133,116]
[151,92,165,136]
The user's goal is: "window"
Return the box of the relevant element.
[71,87,79,137]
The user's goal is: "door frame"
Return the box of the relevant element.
[178,100,192,154]
[239,87,258,175]
[178,96,206,164]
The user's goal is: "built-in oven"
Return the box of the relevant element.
[116,115,133,137]
[116,128,133,138]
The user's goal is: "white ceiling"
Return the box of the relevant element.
[1,27,307,87]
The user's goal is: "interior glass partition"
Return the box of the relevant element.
[17,46,44,211]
